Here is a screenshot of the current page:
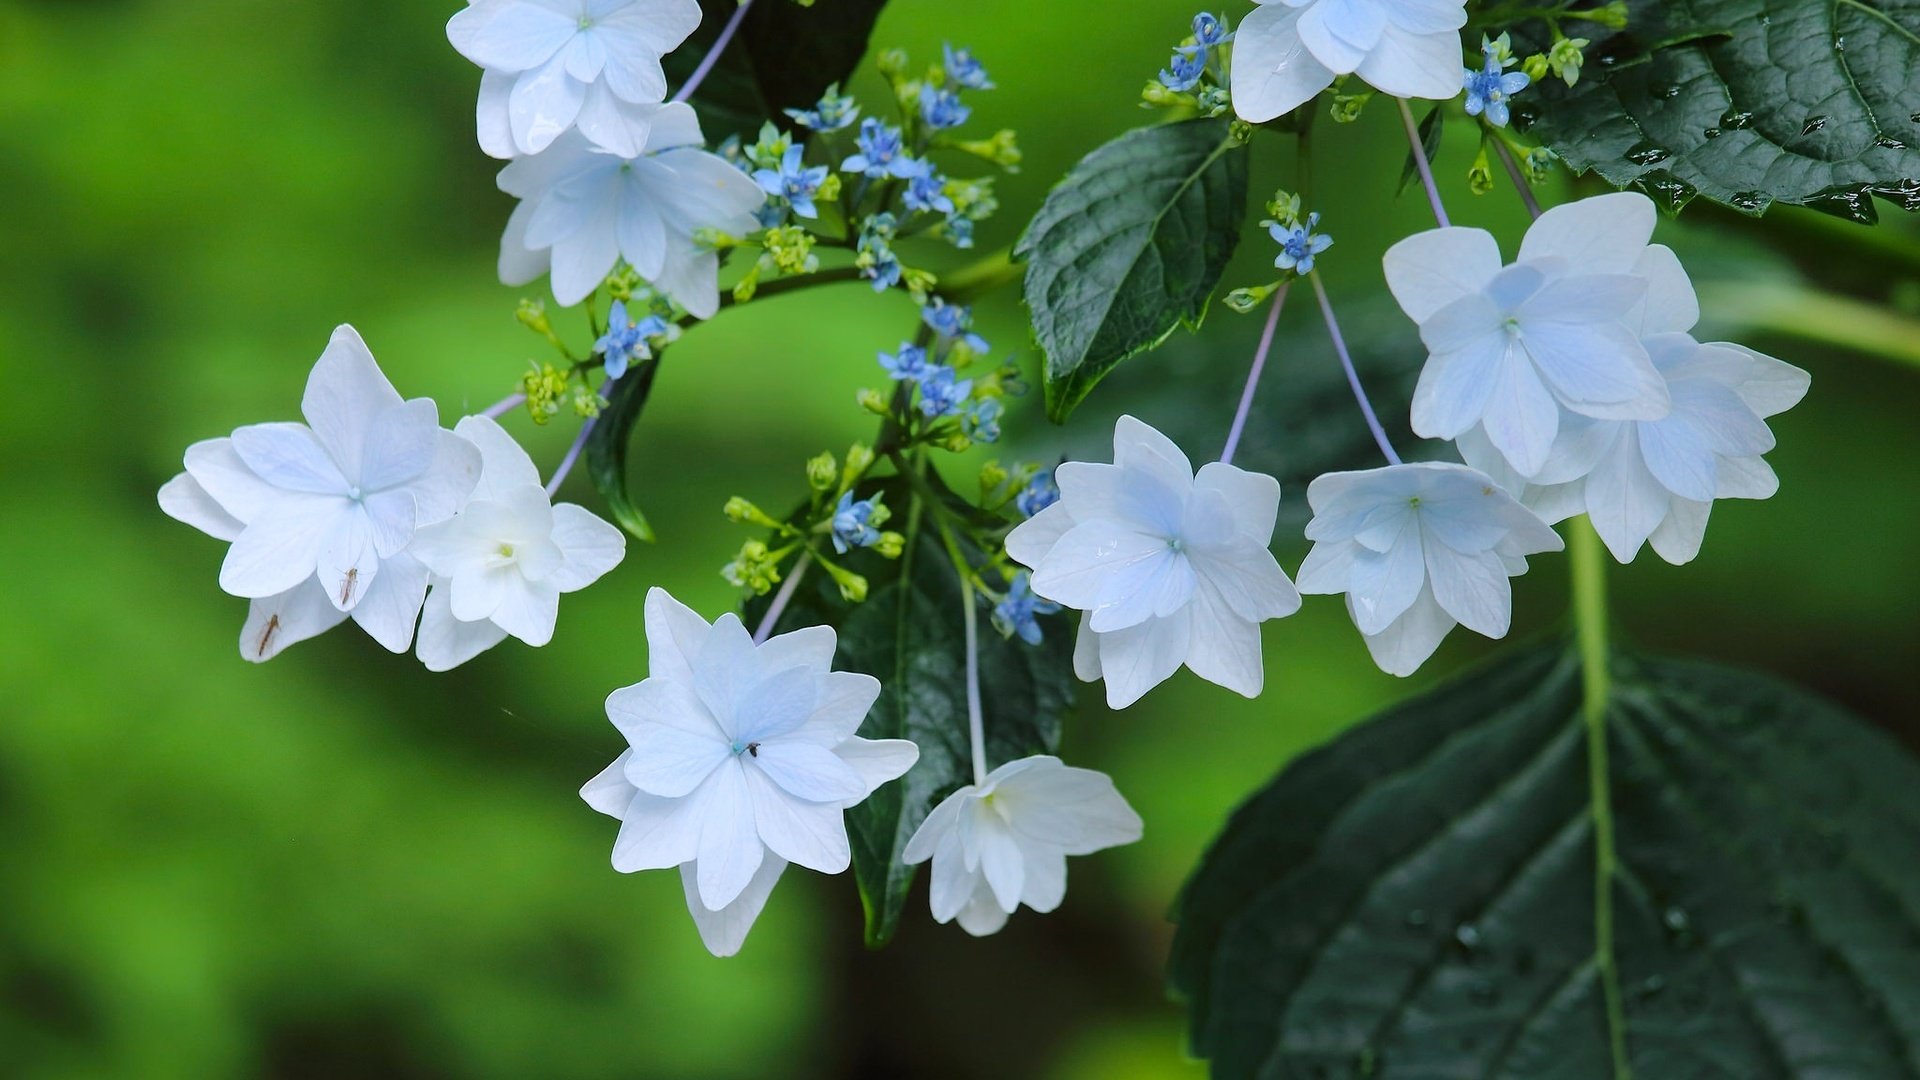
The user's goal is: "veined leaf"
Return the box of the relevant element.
[585,356,660,541]
[1016,118,1250,422]
[1171,645,1920,1077]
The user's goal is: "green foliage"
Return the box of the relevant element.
[1016,118,1249,422]
[1521,0,1920,220]
[586,355,662,541]
[750,480,1077,945]
[668,0,890,145]
[1171,646,1920,1077]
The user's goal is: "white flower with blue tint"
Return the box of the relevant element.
[497,105,765,314]
[752,145,830,219]
[1269,211,1332,274]
[902,756,1141,936]
[593,299,667,379]
[158,326,482,658]
[1382,191,1672,477]
[408,416,625,671]
[1231,0,1469,123]
[841,118,918,179]
[580,588,919,956]
[1462,39,1530,126]
[1296,462,1563,676]
[992,573,1060,646]
[447,0,701,158]
[1006,416,1302,708]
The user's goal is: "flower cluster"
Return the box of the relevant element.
[1230,0,1468,123]
[869,301,1013,452]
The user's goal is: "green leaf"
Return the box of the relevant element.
[666,0,889,146]
[1521,0,1920,220]
[748,480,1076,946]
[1016,118,1250,423]
[1397,104,1444,195]
[585,356,660,541]
[1170,645,1920,1077]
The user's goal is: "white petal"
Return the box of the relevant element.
[507,55,587,156]
[1031,519,1174,614]
[1582,430,1671,562]
[754,624,837,675]
[1358,584,1456,677]
[994,756,1144,856]
[1715,454,1779,500]
[318,508,380,611]
[651,242,723,319]
[489,572,561,645]
[1384,227,1505,322]
[793,671,882,748]
[1072,613,1103,683]
[607,674,720,742]
[1112,415,1196,498]
[622,721,729,798]
[302,326,405,482]
[1629,244,1700,336]
[1094,608,1190,709]
[498,201,550,287]
[231,422,349,496]
[416,581,510,671]
[1421,541,1512,638]
[905,793,966,866]
[1523,321,1668,420]
[475,68,517,160]
[580,749,638,819]
[238,577,349,663]
[543,503,626,591]
[835,737,919,798]
[350,551,429,651]
[680,855,786,958]
[1636,417,1719,502]
[1347,520,1426,635]
[610,787,704,873]
[1005,502,1077,569]
[1648,497,1711,565]
[1353,25,1463,100]
[694,763,767,910]
[1188,539,1301,623]
[574,81,657,156]
[642,587,711,684]
[452,414,541,499]
[184,437,279,524]
[730,665,820,745]
[743,765,851,874]
[1231,3,1336,122]
[1183,579,1268,698]
[1087,545,1194,633]
[1296,538,1357,595]
[750,740,867,804]
[1411,333,1505,440]
[973,808,1026,913]
[955,877,1014,936]
[219,495,344,599]
[1014,833,1069,914]
[1297,0,1384,72]
[453,0,577,71]
[1480,355,1561,477]
[926,828,982,923]
[1194,461,1281,544]
[1518,191,1657,271]
[160,472,243,542]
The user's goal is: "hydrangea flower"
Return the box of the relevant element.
[1296,462,1563,676]
[963,397,1003,443]
[841,118,917,179]
[918,366,974,418]
[902,756,1141,936]
[1160,46,1208,92]
[1382,192,1671,476]
[752,144,830,219]
[158,326,482,658]
[901,161,956,216]
[1231,0,1468,123]
[1006,416,1302,708]
[1193,12,1233,47]
[498,105,765,314]
[1015,469,1059,517]
[830,492,882,554]
[1270,211,1332,274]
[446,0,702,158]
[944,44,994,89]
[408,416,626,670]
[992,573,1060,646]
[580,589,919,955]
[922,299,990,354]
[944,215,976,249]
[920,87,972,130]
[784,86,860,132]
[1460,337,1810,565]
[1463,41,1530,127]
[593,299,667,379]
[878,342,932,381]
[857,213,904,291]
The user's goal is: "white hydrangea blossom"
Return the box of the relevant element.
[1383,192,1674,477]
[1231,0,1469,123]
[902,756,1142,936]
[1297,462,1563,676]
[409,415,626,670]
[1006,416,1302,709]
[158,326,481,660]
[447,0,703,158]
[581,588,919,956]
[498,104,767,313]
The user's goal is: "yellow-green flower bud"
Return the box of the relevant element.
[877,48,910,80]
[1225,282,1281,315]
[1548,37,1590,87]
[763,226,819,276]
[858,388,891,415]
[1523,53,1550,83]
[903,268,938,305]
[819,558,869,603]
[732,263,762,303]
[806,452,838,492]
[843,443,875,486]
[939,432,972,454]
[724,496,782,529]
[874,531,906,559]
[979,460,1009,494]
[515,298,553,338]
[1468,149,1494,196]
[1142,80,1195,108]
[1574,1,1629,30]
[1265,190,1303,226]
[953,129,1022,171]
[1330,92,1371,123]
[816,172,842,203]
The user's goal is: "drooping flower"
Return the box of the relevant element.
[918,366,974,418]
[158,326,481,658]
[784,85,861,131]
[752,144,830,220]
[992,572,1061,646]
[1463,39,1531,127]
[1460,337,1810,565]
[901,160,956,216]
[920,87,972,131]
[446,0,702,158]
[902,756,1141,936]
[580,589,919,955]
[497,105,765,314]
[922,298,990,354]
[841,118,918,179]
[944,44,995,90]
[1382,191,1671,476]
[1231,0,1469,123]
[1006,416,1302,708]
[830,492,882,554]
[1015,469,1059,517]
[593,299,667,379]
[1160,46,1208,92]
[1269,211,1332,274]
[408,416,626,671]
[878,342,933,382]
[1296,462,1563,676]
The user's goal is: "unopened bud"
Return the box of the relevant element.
[806,452,838,492]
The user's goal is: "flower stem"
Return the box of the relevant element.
[1396,98,1450,228]
[1491,139,1543,220]
[545,416,596,497]
[1220,284,1289,466]
[752,549,812,644]
[481,392,526,420]
[934,521,989,785]
[1309,271,1401,466]
[671,0,754,104]
[1570,514,1631,1079]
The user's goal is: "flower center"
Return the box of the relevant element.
[730,740,762,758]
[347,486,363,501]
[578,15,594,30]
[1167,536,1186,554]
[497,542,516,560]
[1503,316,1522,337]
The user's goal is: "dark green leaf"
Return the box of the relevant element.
[1522,0,1920,220]
[1171,646,1920,1077]
[585,356,660,541]
[1016,118,1250,423]
[748,480,1077,946]
[666,0,889,146]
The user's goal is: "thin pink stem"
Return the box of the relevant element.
[672,0,754,104]
[1396,98,1450,228]
[545,417,595,497]
[1220,284,1290,466]
[1311,272,1401,467]
[482,392,526,420]
[752,551,812,645]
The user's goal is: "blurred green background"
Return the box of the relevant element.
[2,1,1916,1077]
